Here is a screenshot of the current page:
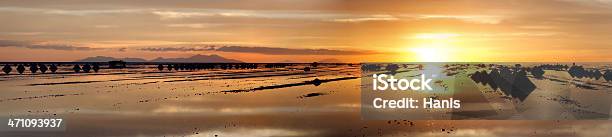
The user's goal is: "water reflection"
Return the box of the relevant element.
[0,64,610,136]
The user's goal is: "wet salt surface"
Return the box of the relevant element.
[0,64,611,137]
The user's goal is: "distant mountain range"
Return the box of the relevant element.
[76,56,148,62]
[76,54,243,63]
[277,60,298,63]
[318,58,343,63]
[276,58,344,63]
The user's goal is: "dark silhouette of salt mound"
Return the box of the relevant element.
[166,64,173,71]
[73,64,81,73]
[2,64,12,74]
[39,64,48,73]
[49,64,58,73]
[157,64,164,71]
[82,64,91,73]
[604,70,612,82]
[568,64,604,80]
[311,78,322,86]
[470,66,536,101]
[17,64,25,74]
[93,63,100,72]
[385,64,399,75]
[361,64,382,72]
[312,62,318,68]
[530,67,545,78]
[29,63,38,74]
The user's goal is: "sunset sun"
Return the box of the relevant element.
[407,33,459,62]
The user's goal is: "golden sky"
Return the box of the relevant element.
[1,0,612,62]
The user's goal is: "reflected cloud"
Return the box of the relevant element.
[152,105,354,115]
[186,128,316,137]
[412,123,612,137]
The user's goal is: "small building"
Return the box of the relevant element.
[108,60,126,69]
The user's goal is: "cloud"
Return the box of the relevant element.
[166,23,212,28]
[43,9,144,16]
[328,14,399,23]
[0,39,377,55]
[0,40,101,51]
[215,46,374,55]
[151,10,262,19]
[151,11,214,19]
[138,45,376,55]
[139,46,214,52]
[0,7,145,16]
[93,25,118,29]
[150,9,358,21]
[0,32,45,36]
[413,14,504,24]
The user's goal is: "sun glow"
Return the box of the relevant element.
[413,33,460,40]
[406,33,461,62]
[409,44,452,62]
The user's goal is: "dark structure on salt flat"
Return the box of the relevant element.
[470,66,536,101]
[108,60,127,69]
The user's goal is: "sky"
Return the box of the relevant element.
[1,0,612,62]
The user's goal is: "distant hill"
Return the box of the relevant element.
[76,54,243,63]
[318,58,343,63]
[150,54,243,63]
[277,60,299,63]
[75,56,147,62]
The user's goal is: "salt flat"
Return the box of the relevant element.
[0,63,610,137]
